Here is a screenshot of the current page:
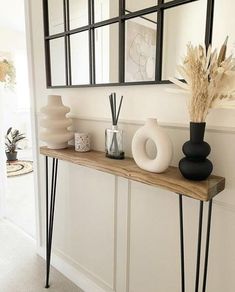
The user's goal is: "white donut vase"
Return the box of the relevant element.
[132,118,173,173]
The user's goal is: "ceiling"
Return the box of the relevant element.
[0,0,25,32]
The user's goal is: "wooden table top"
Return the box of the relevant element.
[40,146,225,202]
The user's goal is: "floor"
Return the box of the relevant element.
[6,149,35,237]
[0,220,83,292]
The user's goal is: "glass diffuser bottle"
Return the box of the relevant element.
[105,125,124,159]
[105,93,125,159]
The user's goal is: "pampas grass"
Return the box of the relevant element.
[170,37,235,122]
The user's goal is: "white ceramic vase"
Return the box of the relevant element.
[132,118,173,173]
[40,95,73,149]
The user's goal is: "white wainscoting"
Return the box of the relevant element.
[37,117,235,292]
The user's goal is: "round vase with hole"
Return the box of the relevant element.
[132,118,173,173]
[179,122,213,181]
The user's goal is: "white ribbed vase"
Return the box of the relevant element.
[40,95,73,149]
[132,118,173,173]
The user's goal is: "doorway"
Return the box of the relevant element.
[0,0,37,239]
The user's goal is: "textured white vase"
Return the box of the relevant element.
[40,95,73,149]
[132,118,173,173]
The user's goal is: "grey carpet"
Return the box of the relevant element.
[0,220,83,292]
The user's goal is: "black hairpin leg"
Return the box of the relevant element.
[179,195,185,292]
[195,201,204,292]
[178,196,213,292]
[45,156,58,288]
[202,200,213,292]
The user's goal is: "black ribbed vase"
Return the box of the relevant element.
[179,122,213,181]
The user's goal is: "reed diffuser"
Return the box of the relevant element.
[105,93,124,159]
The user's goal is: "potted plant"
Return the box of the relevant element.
[5,127,26,161]
[170,37,235,180]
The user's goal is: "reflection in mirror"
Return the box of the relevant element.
[69,0,88,30]
[50,38,66,86]
[70,32,90,85]
[125,13,157,82]
[94,0,119,23]
[213,0,235,57]
[95,23,119,84]
[48,0,64,35]
[162,0,207,80]
[125,0,157,14]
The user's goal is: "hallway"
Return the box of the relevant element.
[0,220,83,292]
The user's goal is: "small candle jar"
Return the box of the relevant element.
[105,126,124,159]
[75,133,90,152]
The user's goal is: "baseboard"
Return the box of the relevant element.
[37,247,107,292]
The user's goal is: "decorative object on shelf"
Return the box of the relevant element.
[170,38,235,180]
[132,118,173,173]
[105,93,124,159]
[179,122,212,180]
[6,160,33,177]
[40,95,73,149]
[5,127,26,161]
[75,132,90,152]
[0,57,15,88]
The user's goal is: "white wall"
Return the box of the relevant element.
[29,0,235,291]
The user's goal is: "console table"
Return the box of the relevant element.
[40,146,225,292]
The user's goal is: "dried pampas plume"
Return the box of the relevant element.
[170,37,235,122]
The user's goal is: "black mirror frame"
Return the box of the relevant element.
[42,0,214,88]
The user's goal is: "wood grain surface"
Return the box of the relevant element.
[40,146,225,201]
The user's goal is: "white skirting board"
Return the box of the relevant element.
[37,247,107,292]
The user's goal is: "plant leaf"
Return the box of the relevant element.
[6,127,12,135]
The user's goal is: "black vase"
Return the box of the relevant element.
[179,122,213,181]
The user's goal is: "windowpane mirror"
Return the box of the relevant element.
[48,0,64,35]
[162,0,207,80]
[94,0,119,23]
[70,31,90,85]
[125,0,158,13]
[212,0,235,57]
[95,23,119,84]
[69,0,89,30]
[125,13,157,82]
[43,0,214,87]
[49,38,66,86]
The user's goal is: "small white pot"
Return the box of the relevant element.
[40,95,73,149]
[132,118,173,173]
[75,133,91,152]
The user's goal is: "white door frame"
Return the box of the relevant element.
[0,0,41,249]
[24,0,42,249]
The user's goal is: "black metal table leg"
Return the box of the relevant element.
[195,201,204,292]
[178,197,213,292]
[45,156,49,288]
[202,200,213,292]
[45,157,58,288]
[179,195,185,292]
